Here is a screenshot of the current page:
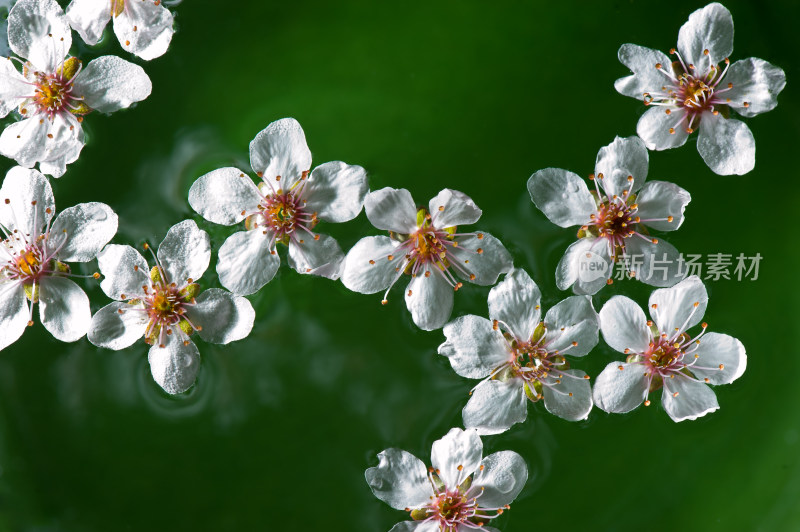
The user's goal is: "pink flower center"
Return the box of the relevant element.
[7,246,49,282]
[642,49,740,134]
[244,174,319,251]
[136,250,202,348]
[408,466,509,530]
[33,73,74,119]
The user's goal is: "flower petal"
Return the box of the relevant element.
[428,189,482,228]
[543,369,593,421]
[473,450,528,508]
[527,167,594,228]
[438,315,510,379]
[430,428,483,489]
[187,288,255,345]
[216,229,279,296]
[725,58,787,118]
[157,220,210,285]
[614,43,673,99]
[147,335,200,395]
[598,296,651,354]
[0,166,54,234]
[555,238,611,295]
[648,275,708,336]
[0,283,29,351]
[35,113,85,178]
[624,236,685,288]
[662,374,719,422]
[636,106,690,151]
[188,167,262,226]
[38,276,90,342]
[450,232,512,286]
[8,0,70,71]
[341,236,402,294]
[634,180,691,231]
[0,57,29,118]
[73,55,152,113]
[593,362,648,414]
[87,301,148,350]
[0,118,48,170]
[462,378,527,436]
[365,448,431,511]
[405,268,454,331]
[389,523,438,532]
[287,233,344,280]
[47,202,117,262]
[688,332,746,385]
[542,295,599,357]
[487,268,541,342]
[97,244,150,300]
[696,114,755,176]
[65,0,111,46]
[249,117,311,191]
[364,187,418,233]
[677,3,733,74]
[594,136,649,197]
[304,161,368,223]
[113,0,174,60]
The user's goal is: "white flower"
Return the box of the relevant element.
[341,187,512,331]
[528,136,690,295]
[366,427,527,532]
[0,0,152,177]
[593,275,746,422]
[0,166,118,350]
[66,0,175,61]
[87,220,255,395]
[615,2,786,175]
[188,117,368,296]
[438,268,597,435]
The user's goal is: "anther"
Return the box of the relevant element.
[672,392,679,397]
[667,216,674,222]
[718,364,724,370]
[476,248,483,254]
[368,259,375,265]
[618,365,624,370]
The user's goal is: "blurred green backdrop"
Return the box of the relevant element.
[0,0,798,530]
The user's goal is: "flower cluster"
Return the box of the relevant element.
[0,1,782,530]
[0,0,154,176]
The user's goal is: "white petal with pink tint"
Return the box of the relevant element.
[364,187,418,233]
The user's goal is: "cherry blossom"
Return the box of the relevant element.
[615,3,786,175]
[593,276,746,421]
[366,427,527,532]
[88,220,255,394]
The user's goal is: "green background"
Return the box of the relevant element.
[0,0,798,530]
